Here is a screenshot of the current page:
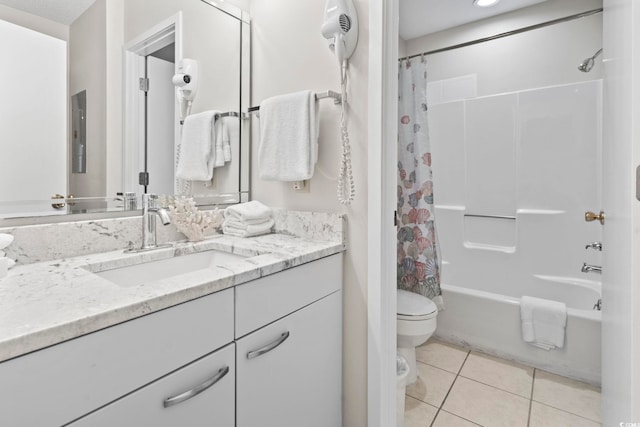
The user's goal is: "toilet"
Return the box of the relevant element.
[397,289,438,384]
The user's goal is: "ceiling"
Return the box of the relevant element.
[0,0,97,25]
[400,0,549,40]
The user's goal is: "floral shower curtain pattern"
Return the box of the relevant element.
[397,58,443,309]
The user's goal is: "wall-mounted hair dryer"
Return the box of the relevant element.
[173,58,198,121]
[320,0,358,205]
[321,0,358,65]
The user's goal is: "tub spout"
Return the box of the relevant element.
[581,263,602,274]
[585,242,602,251]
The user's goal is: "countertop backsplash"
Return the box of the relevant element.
[0,208,345,265]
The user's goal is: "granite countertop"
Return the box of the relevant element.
[0,232,345,363]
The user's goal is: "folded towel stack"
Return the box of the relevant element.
[0,233,16,279]
[222,201,274,238]
[520,296,567,350]
[258,90,319,181]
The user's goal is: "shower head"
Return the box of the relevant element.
[578,48,603,73]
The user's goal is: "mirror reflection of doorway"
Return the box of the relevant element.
[145,44,175,196]
[123,14,180,198]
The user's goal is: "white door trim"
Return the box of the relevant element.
[367,1,399,426]
[122,12,183,194]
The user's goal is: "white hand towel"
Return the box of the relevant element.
[224,201,272,223]
[214,116,231,167]
[176,111,218,181]
[222,218,274,238]
[520,296,567,350]
[223,116,237,162]
[258,90,319,181]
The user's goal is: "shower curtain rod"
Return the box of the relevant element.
[401,8,603,61]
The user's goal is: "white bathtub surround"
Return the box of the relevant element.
[397,58,443,308]
[520,296,567,350]
[0,211,345,363]
[429,80,603,384]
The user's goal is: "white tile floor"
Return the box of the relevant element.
[405,340,602,427]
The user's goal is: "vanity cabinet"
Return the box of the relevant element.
[235,254,343,427]
[0,253,343,427]
[236,291,342,427]
[0,288,235,427]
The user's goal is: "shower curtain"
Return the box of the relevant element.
[397,58,443,309]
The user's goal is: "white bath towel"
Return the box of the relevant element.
[176,111,218,181]
[258,90,319,181]
[520,296,567,350]
[224,201,273,223]
[222,218,274,238]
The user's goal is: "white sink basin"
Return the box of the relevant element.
[94,250,248,287]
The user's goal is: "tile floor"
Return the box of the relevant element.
[404,339,602,427]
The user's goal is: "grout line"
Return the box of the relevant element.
[527,368,536,426]
[457,349,471,375]
[438,409,484,426]
[531,400,603,425]
[456,373,533,400]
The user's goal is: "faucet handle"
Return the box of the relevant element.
[585,210,605,225]
[585,242,603,251]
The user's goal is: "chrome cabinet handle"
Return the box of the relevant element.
[163,366,230,408]
[246,331,290,360]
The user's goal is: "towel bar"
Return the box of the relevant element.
[247,90,342,113]
[180,111,239,125]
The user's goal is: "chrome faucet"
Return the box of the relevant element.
[128,194,171,252]
[581,263,602,274]
[585,242,603,251]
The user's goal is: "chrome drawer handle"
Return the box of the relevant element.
[246,331,290,360]
[163,366,230,408]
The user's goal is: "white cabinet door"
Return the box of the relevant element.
[69,344,235,427]
[236,291,342,427]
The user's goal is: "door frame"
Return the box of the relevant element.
[123,12,183,194]
[370,0,640,424]
[367,1,399,426]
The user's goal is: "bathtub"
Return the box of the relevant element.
[434,274,601,385]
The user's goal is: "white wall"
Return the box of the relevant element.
[249,1,369,425]
[405,0,603,96]
[0,19,67,201]
[69,0,107,197]
[601,0,640,422]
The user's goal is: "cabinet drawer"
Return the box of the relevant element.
[235,254,342,337]
[0,288,234,427]
[69,344,235,427]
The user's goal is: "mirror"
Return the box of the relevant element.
[0,0,250,222]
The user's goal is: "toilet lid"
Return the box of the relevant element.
[397,289,438,317]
